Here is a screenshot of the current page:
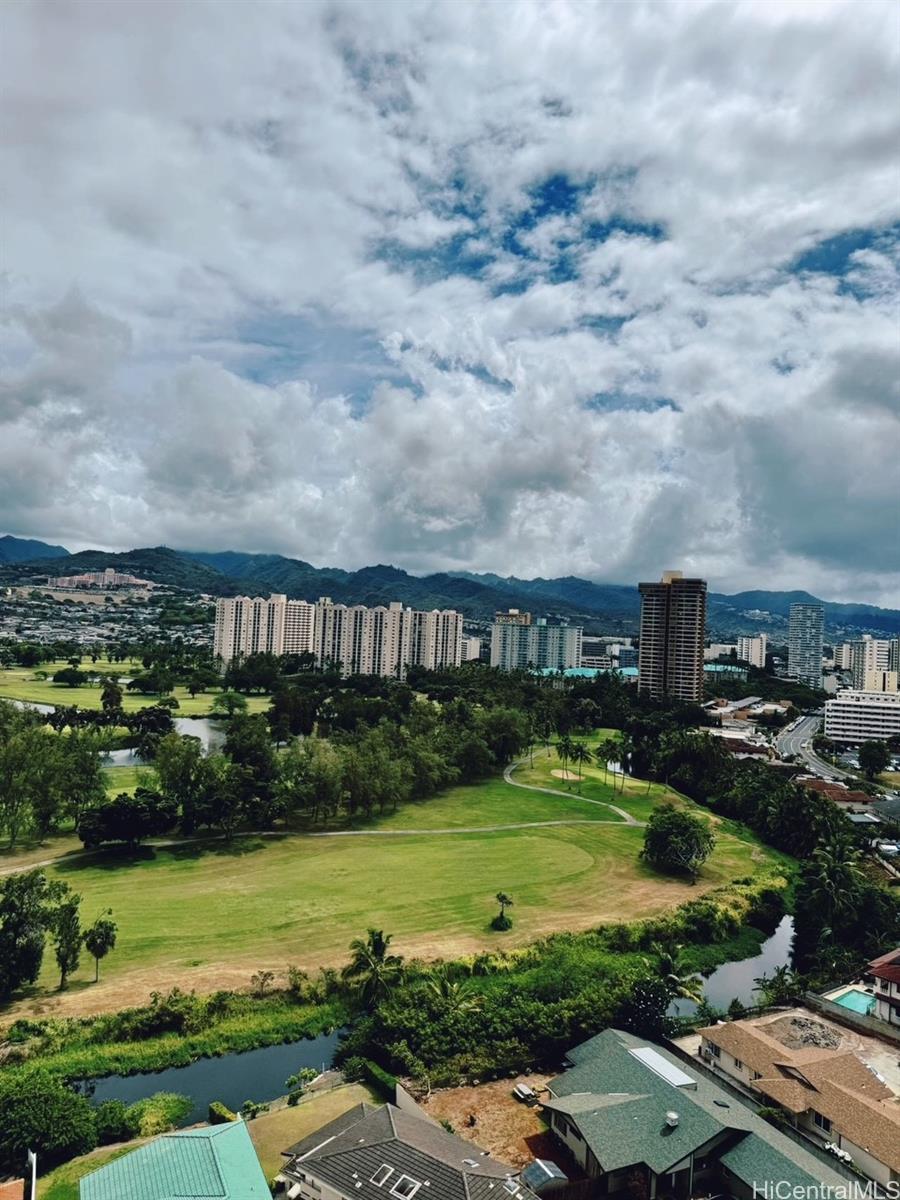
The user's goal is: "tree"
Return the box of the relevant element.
[0,870,71,1001]
[492,891,514,930]
[342,929,405,1009]
[100,677,123,712]
[555,735,574,779]
[641,804,715,882]
[211,690,248,718]
[53,666,86,686]
[753,965,802,1007]
[858,740,890,780]
[569,742,592,792]
[0,1068,97,1172]
[78,789,178,850]
[645,942,703,1002]
[53,895,82,990]
[83,911,118,982]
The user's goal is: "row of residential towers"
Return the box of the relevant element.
[214,594,462,677]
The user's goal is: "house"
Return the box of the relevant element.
[543,1028,850,1199]
[869,948,900,1028]
[699,1013,900,1188]
[79,1121,270,1200]
[279,1101,542,1200]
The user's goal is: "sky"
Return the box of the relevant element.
[1,0,898,604]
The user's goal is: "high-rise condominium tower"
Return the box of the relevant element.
[637,571,707,702]
[787,602,824,688]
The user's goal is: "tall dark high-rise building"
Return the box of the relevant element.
[788,602,824,689]
[637,571,707,702]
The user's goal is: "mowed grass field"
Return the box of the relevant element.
[19,749,786,1017]
[0,659,271,715]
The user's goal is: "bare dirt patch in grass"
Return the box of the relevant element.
[421,1076,566,1170]
[550,769,582,781]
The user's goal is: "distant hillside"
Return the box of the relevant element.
[3,542,897,636]
[0,546,229,594]
[0,534,69,563]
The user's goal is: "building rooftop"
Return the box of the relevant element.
[548,1028,849,1188]
[699,1015,900,1171]
[283,1102,540,1200]
[79,1122,269,1200]
[869,948,900,986]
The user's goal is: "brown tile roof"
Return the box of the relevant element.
[0,1183,24,1200]
[868,948,900,985]
[699,1021,900,1171]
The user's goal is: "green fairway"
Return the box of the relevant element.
[0,660,271,715]
[32,766,785,1013]
[515,740,681,821]
[103,764,147,796]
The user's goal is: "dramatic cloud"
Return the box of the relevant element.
[1,0,898,602]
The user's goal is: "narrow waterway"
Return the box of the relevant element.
[668,915,794,1017]
[75,1027,346,1127]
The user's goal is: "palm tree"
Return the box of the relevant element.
[569,743,592,792]
[342,929,405,1010]
[595,738,617,784]
[555,735,574,781]
[753,964,801,1007]
[644,942,704,1003]
[615,734,635,793]
[807,835,864,926]
[423,966,482,1014]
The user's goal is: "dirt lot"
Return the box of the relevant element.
[420,1075,574,1171]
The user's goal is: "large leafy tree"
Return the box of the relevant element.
[0,1068,97,1172]
[641,804,715,882]
[0,871,74,1001]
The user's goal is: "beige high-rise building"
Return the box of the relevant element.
[214,593,316,663]
[835,642,855,671]
[862,670,899,694]
[494,609,532,626]
[850,636,893,690]
[736,634,767,669]
[638,571,707,702]
[215,594,461,678]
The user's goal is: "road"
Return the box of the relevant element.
[775,713,856,781]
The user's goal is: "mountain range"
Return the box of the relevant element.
[1,536,897,636]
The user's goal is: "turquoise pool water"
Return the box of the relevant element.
[832,988,875,1015]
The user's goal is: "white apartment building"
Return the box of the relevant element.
[835,642,855,671]
[490,619,582,672]
[737,633,767,669]
[214,593,317,662]
[788,602,824,688]
[704,642,737,661]
[462,635,482,661]
[851,636,893,690]
[824,689,900,743]
[214,594,461,678]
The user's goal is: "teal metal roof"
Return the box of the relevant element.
[80,1121,269,1200]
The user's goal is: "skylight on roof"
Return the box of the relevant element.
[391,1175,421,1199]
[372,1165,394,1186]
[629,1046,697,1089]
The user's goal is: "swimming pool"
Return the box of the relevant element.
[832,988,876,1016]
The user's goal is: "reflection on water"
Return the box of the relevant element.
[668,915,794,1017]
[76,1028,345,1126]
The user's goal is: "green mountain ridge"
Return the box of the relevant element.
[2,544,897,636]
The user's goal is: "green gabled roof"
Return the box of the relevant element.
[80,1121,269,1200]
[544,1090,722,1175]
[551,1030,850,1189]
[720,1134,833,1192]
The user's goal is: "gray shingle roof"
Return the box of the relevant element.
[283,1103,541,1200]
[548,1029,849,1188]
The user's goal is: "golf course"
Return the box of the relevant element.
[4,741,789,1018]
